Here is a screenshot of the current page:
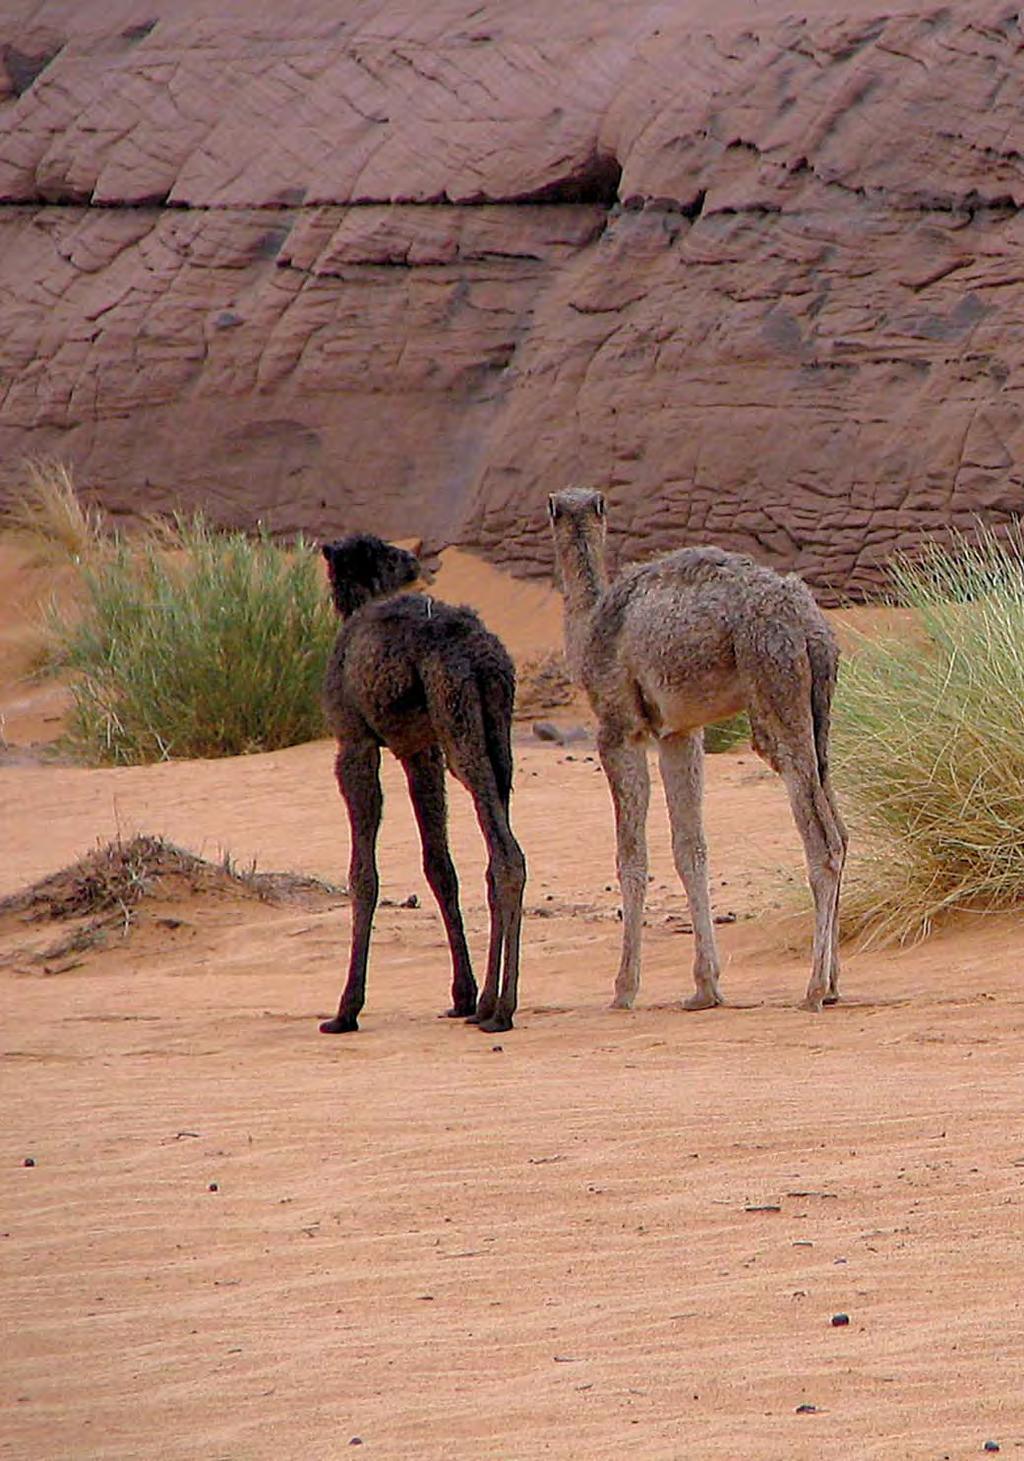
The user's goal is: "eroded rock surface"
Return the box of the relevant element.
[2,1,1023,597]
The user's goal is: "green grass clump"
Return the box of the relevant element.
[834,523,1024,946]
[703,711,751,754]
[49,516,337,764]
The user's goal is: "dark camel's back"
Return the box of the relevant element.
[324,593,515,792]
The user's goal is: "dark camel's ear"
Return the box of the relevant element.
[547,495,561,522]
[380,544,418,585]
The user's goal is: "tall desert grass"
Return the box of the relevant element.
[48,516,337,764]
[1,458,106,562]
[834,523,1024,945]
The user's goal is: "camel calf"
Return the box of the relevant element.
[320,534,525,1034]
[548,489,847,1013]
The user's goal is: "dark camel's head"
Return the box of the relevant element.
[547,488,607,575]
[321,534,422,618]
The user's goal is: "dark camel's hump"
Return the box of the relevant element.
[323,594,514,745]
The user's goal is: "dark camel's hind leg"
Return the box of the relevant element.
[321,741,382,1034]
[403,745,478,1019]
[470,794,525,1033]
[457,736,525,1034]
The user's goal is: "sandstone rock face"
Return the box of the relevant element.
[2,0,1023,599]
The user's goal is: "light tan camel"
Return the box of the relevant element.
[548,488,847,1012]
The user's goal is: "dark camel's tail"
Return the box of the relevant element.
[807,632,838,786]
[423,654,515,807]
[479,669,515,810]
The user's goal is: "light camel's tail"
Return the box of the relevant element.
[806,631,838,787]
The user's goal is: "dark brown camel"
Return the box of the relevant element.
[319,534,526,1034]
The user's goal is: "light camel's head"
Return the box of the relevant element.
[547,487,607,563]
[321,533,422,618]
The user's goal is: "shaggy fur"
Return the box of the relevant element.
[319,535,525,1034]
[549,488,847,1013]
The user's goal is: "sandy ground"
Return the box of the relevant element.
[2,542,1023,1461]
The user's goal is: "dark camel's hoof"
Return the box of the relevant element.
[320,1015,359,1034]
[476,1013,514,1034]
[444,1003,477,1020]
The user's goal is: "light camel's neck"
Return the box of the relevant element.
[556,527,609,675]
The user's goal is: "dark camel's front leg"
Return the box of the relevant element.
[321,741,383,1034]
[402,746,478,1019]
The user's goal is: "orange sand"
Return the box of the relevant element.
[2,542,1022,1460]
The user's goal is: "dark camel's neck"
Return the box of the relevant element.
[558,527,609,675]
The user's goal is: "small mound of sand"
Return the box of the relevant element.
[1,833,344,923]
[0,834,344,971]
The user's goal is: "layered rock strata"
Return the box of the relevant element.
[2,1,1023,597]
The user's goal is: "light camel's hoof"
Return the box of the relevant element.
[800,994,825,1012]
[609,994,636,1011]
[822,991,841,1007]
[684,990,723,1011]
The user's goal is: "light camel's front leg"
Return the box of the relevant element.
[657,731,723,1010]
[597,730,650,1009]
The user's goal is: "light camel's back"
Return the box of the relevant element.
[580,547,833,738]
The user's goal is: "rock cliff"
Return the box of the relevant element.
[2,0,1023,597]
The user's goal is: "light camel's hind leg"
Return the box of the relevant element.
[657,731,723,1010]
[597,729,650,1009]
[751,703,845,1010]
[785,760,844,1010]
[820,776,848,1004]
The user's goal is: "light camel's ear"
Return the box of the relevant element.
[594,493,606,518]
[547,495,561,521]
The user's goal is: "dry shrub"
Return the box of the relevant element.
[1,458,106,562]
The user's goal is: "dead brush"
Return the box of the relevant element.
[1,458,107,563]
[0,834,344,969]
